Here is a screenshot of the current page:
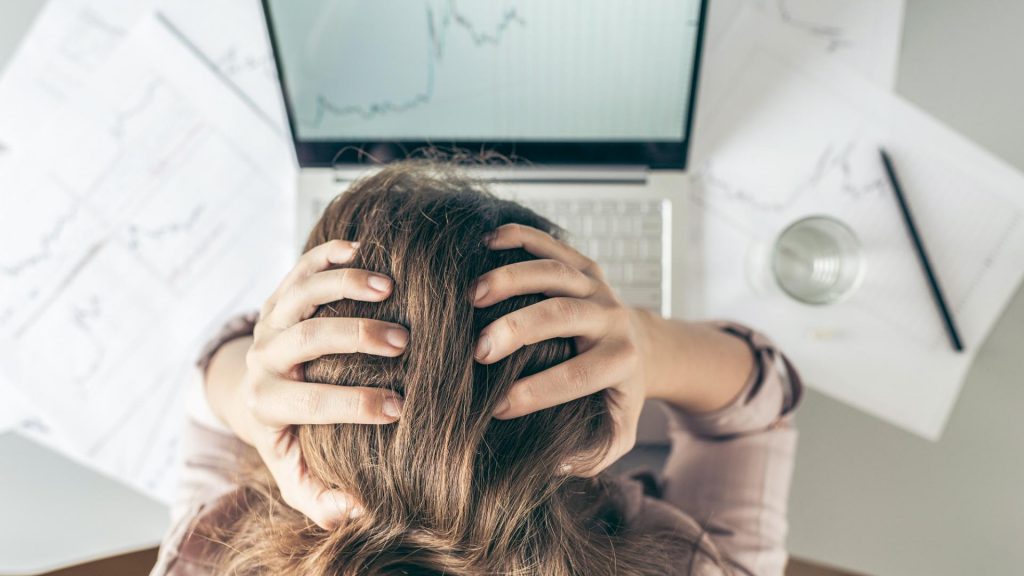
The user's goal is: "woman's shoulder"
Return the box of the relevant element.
[150,489,246,576]
[611,472,729,574]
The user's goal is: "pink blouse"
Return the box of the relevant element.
[150,319,801,576]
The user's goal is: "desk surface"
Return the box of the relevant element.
[1,1,1023,575]
[788,1,1024,574]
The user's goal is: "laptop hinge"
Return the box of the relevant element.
[332,165,649,185]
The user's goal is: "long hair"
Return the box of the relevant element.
[212,161,719,575]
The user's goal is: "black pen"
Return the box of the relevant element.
[880,149,964,352]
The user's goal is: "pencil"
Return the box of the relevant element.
[879,148,964,352]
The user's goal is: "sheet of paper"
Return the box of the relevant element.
[0,14,295,501]
[0,0,154,168]
[0,0,156,433]
[157,0,288,131]
[684,11,1024,439]
[704,0,905,93]
[0,374,34,433]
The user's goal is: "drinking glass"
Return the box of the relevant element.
[771,215,864,305]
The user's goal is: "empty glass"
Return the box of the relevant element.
[771,216,864,305]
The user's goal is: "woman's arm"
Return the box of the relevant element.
[474,223,801,575]
[204,335,255,440]
[196,240,409,527]
[652,321,800,576]
[633,310,755,414]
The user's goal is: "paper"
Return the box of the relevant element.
[0,375,34,433]
[704,0,905,92]
[0,14,295,500]
[685,12,1024,439]
[0,0,154,165]
[0,0,154,437]
[157,0,288,131]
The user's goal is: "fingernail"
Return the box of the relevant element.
[368,274,391,292]
[558,463,573,475]
[475,335,491,361]
[385,328,409,348]
[348,504,364,518]
[473,280,489,303]
[382,395,403,419]
[493,397,511,417]
[351,241,360,248]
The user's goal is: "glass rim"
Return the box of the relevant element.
[771,214,865,306]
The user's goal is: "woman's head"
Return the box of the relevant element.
[300,160,613,524]
[217,161,707,575]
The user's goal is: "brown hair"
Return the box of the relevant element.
[213,162,719,575]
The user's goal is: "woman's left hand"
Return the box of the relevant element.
[208,240,409,528]
[472,224,651,476]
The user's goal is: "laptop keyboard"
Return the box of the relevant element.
[515,198,665,312]
[308,196,666,313]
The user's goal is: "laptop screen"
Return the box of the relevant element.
[263,0,707,168]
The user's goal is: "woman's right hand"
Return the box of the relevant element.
[208,240,410,529]
[472,226,757,475]
[472,224,651,476]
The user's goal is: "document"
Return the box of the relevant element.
[0,0,153,165]
[0,376,33,434]
[0,15,295,501]
[0,0,286,171]
[0,0,155,434]
[157,0,288,131]
[705,0,905,92]
[685,10,1024,439]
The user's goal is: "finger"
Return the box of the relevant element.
[263,240,361,320]
[251,380,404,427]
[268,268,394,328]
[266,317,409,373]
[289,239,362,286]
[258,433,360,528]
[472,259,599,308]
[475,298,606,365]
[493,343,633,419]
[486,224,600,278]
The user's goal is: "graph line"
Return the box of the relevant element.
[774,0,849,53]
[70,295,106,386]
[430,2,525,59]
[155,12,283,135]
[110,79,162,138]
[122,204,205,251]
[58,7,127,67]
[308,1,525,126]
[78,7,128,39]
[0,203,80,278]
[697,141,886,213]
[215,48,275,80]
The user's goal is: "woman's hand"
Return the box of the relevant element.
[207,240,409,529]
[472,224,650,476]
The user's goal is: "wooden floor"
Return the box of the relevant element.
[25,548,864,576]
[36,549,157,576]
[788,557,865,576]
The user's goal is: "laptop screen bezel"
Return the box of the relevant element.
[262,0,709,170]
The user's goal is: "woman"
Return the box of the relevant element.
[151,162,801,575]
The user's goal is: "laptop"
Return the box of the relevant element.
[262,1,708,442]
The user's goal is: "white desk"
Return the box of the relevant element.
[1,1,1023,574]
[788,1,1024,574]
[0,434,168,575]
